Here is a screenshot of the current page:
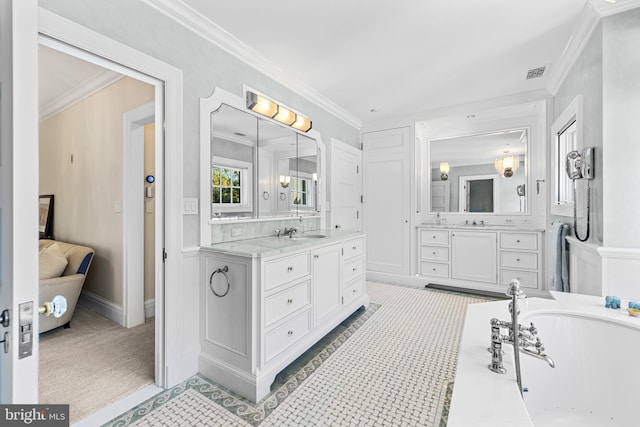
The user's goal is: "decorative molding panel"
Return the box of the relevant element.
[566,236,602,296]
[598,245,640,300]
[589,0,640,17]
[40,70,123,121]
[141,0,362,129]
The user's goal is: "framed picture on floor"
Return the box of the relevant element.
[39,194,54,239]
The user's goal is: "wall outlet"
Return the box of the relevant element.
[505,218,513,224]
[231,227,243,237]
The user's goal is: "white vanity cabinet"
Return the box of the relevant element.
[418,227,543,295]
[199,232,368,403]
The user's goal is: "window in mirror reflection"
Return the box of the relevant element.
[211,157,253,214]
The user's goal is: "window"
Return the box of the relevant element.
[290,172,316,210]
[211,157,252,213]
[551,95,582,217]
[212,166,242,205]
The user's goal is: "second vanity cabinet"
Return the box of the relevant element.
[199,232,368,402]
[418,226,543,295]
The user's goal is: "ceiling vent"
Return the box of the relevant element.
[526,66,546,80]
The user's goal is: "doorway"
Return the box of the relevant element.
[38,40,161,423]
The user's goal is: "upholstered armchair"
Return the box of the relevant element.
[39,239,94,333]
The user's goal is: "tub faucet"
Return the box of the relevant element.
[488,279,555,396]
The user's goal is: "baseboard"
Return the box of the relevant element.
[365,271,426,288]
[144,298,155,319]
[78,290,124,326]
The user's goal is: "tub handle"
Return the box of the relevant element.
[209,266,231,297]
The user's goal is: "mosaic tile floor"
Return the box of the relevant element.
[104,282,494,426]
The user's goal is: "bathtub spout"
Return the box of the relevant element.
[520,347,555,368]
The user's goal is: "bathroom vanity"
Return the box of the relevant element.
[199,230,368,402]
[417,225,544,295]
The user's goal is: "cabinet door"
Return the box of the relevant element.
[451,231,497,283]
[363,127,412,275]
[313,243,342,325]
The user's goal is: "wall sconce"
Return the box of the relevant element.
[312,172,318,182]
[279,175,291,188]
[439,162,450,181]
[246,91,312,132]
[494,151,519,178]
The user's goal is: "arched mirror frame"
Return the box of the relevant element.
[199,86,326,246]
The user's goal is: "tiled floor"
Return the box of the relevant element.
[104,282,494,426]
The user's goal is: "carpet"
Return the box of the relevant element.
[39,305,155,424]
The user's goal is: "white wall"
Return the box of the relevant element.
[39,77,155,305]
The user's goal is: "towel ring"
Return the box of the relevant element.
[209,266,231,297]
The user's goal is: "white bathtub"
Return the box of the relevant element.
[448,292,640,427]
[520,312,640,426]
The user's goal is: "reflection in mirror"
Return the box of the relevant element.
[210,104,258,219]
[292,134,319,214]
[430,129,528,213]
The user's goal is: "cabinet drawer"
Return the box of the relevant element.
[420,229,449,245]
[265,309,310,362]
[500,270,539,290]
[344,256,364,283]
[343,276,364,305]
[343,236,364,260]
[419,261,449,278]
[265,280,310,326]
[500,233,537,251]
[500,252,538,269]
[420,245,449,262]
[264,251,311,291]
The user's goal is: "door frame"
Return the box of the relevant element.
[38,8,184,388]
[458,173,499,213]
[123,102,155,328]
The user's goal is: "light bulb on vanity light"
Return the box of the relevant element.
[279,175,290,188]
[439,162,450,181]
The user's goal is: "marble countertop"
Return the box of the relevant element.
[447,291,640,426]
[417,223,545,232]
[200,229,364,258]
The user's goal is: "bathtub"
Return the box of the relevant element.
[447,292,640,427]
[520,312,640,426]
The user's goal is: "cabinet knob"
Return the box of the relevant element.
[352,267,357,272]
[314,254,319,259]
[432,235,436,239]
[516,239,521,243]
[287,330,294,336]
[432,268,436,271]
[433,252,436,255]
[516,258,521,262]
[287,266,293,271]
[352,289,357,293]
[352,246,357,250]
[287,298,293,304]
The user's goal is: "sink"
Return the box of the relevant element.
[289,234,327,240]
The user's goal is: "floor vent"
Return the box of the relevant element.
[526,66,546,79]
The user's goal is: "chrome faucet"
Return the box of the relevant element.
[488,279,555,396]
[283,227,298,238]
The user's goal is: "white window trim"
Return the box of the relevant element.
[551,95,583,217]
[212,156,253,214]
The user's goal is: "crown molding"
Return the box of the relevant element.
[546,3,601,96]
[141,0,362,130]
[547,1,640,95]
[589,0,640,17]
[40,70,123,121]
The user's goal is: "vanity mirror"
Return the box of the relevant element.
[201,87,324,236]
[429,128,529,213]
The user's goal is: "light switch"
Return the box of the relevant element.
[114,201,122,213]
[145,201,154,213]
[183,198,199,215]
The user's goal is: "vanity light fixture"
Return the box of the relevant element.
[279,175,291,188]
[439,162,450,181]
[312,172,318,182]
[246,90,312,132]
[494,151,520,178]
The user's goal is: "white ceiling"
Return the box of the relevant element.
[39,0,639,127]
[179,0,594,124]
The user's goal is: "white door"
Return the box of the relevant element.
[0,0,40,403]
[431,181,450,212]
[363,127,412,275]
[330,139,362,231]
